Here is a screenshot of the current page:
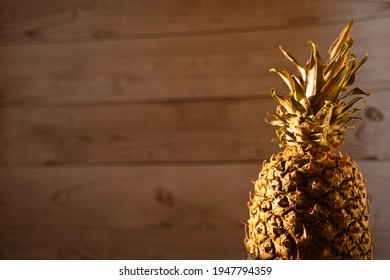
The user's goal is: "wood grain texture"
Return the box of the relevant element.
[0,226,246,260]
[0,164,256,259]
[0,164,257,229]
[345,89,390,160]
[0,161,388,259]
[0,89,389,165]
[0,0,389,45]
[0,18,388,105]
[0,99,278,164]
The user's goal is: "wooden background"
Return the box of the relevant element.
[0,0,389,259]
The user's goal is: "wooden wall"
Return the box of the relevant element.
[0,0,389,259]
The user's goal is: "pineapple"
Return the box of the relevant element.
[244,22,373,259]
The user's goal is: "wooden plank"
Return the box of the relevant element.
[345,89,390,160]
[0,226,246,260]
[0,0,388,45]
[0,161,388,259]
[0,89,389,165]
[0,164,258,229]
[0,98,279,165]
[0,18,388,105]
[0,164,256,259]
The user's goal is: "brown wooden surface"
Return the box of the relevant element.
[0,164,256,259]
[0,0,389,259]
[0,18,389,105]
[0,162,388,259]
[0,91,389,165]
[0,0,389,45]
[0,99,277,165]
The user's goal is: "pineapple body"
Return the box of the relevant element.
[245,149,372,259]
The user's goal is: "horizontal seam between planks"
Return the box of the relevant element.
[0,87,388,109]
[0,158,388,170]
[0,94,271,109]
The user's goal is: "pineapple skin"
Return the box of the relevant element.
[245,149,372,260]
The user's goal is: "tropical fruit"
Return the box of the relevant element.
[244,22,373,259]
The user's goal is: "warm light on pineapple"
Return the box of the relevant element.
[244,22,373,259]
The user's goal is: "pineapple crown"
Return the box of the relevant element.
[268,21,370,153]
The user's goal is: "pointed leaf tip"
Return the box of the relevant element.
[278,45,306,80]
[328,21,354,62]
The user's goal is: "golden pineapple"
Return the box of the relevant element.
[244,22,373,259]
